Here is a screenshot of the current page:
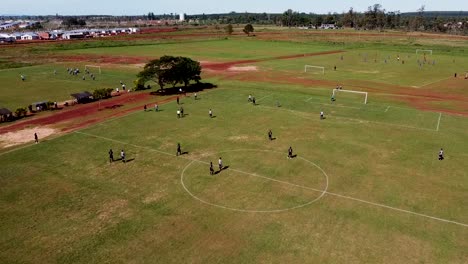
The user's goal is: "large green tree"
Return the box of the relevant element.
[243,24,254,36]
[137,56,201,90]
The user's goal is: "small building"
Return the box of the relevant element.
[0,108,13,122]
[320,23,336,29]
[38,32,51,40]
[71,91,93,104]
[20,32,39,40]
[62,32,85,39]
[0,33,15,43]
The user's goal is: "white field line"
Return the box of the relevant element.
[306,100,362,110]
[0,89,220,156]
[305,97,314,102]
[257,94,272,102]
[418,77,452,88]
[260,105,436,132]
[75,131,468,227]
[436,113,442,132]
[385,106,390,112]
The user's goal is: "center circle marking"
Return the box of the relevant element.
[180,149,329,213]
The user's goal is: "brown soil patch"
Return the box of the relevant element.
[0,127,57,148]
[228,66,258,72]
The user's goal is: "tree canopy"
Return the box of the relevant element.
[137,56,202,90]
[243,24,254,36]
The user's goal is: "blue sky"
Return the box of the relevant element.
[2,0,467,15]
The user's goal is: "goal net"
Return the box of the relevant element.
[84,65,102,74]
[416,49,433,55]
[332,89,368,104]
[304,65,325,74]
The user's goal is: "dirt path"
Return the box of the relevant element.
[0,92,180,134]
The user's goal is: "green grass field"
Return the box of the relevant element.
[0,29,467,263]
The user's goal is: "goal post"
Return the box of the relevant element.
[84,65,102,74]
[332,89,368,104]
[304,65,325,74]
[416,49,433,55]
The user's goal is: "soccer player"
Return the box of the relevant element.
[177,109,181,118]
[194,93,198,100]
[210,162,214,175]
[21,75,25,81]
[252,97,256,105]
[34,133,38,144]
[177,143,182,156]
[155,104,159,112]
[320,111,324,120]
[268,129,273,141]
[144,105,147,112]
[177,96,179,104]
[438,148,444,160]
[109,149,114,163]
[180,107,184,117]
[248,94,252,102]
[218,157,223,171]
[209,109,213,118]
[120,150,126,163]
[288,147,293,159]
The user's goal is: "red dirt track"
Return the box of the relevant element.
[0,92,181,134]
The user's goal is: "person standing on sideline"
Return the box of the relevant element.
[194,93,197,100]
[218,157,223,171]
[155,104,158,112]
[209,109,213,118]
[288,146,293,159]
[176,96,179,104]
[109,149,114,163]
[177,143,182,156]
[120,149,126,163]
[144,104,147,112]
[210,162,214,175]
[268,129,273,141]
[320,111,324,120]
[438,148,444,160]
[34,133,38,144]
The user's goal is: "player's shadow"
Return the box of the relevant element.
[270,137,277,141]
[291,154,297,158]
[126,158,135,163]
[181,151,189,155]
[210,116,217,118]
[215,165,229,174]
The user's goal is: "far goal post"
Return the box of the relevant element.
[84,65,102,74]
[332,89,368,104]
[304,65,325,74]
[416,49,433,55]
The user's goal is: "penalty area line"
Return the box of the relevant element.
[385,106,390,112]
[436,113,442,132]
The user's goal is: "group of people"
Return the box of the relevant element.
[108,149,125,163]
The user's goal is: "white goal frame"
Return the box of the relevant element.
[332,89,368,104]
[304,65,325,74]
[416,49,433,55]
[84,65,102,74]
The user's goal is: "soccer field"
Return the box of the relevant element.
[0,30,467,263]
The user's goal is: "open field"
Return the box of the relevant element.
[0,27,467,263]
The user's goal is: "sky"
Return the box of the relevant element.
[2,0,467,16]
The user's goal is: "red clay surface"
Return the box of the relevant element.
[0,92,181,134]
